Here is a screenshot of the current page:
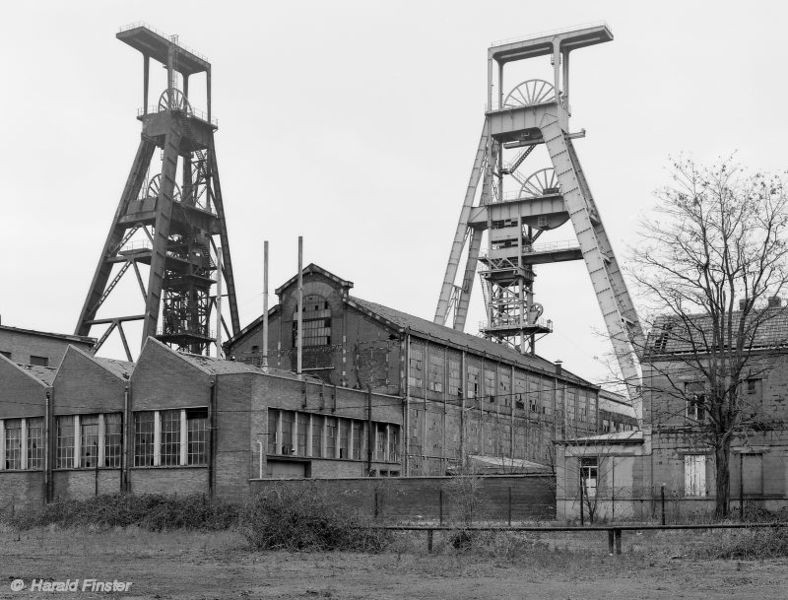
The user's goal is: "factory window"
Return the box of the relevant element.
[297,413,309,456]
[484,367,496,400]
[134,412,155,467]
[448,354,462,398]
[251,345,260,354]
[376,423,387,461]
[428,352,444,393]
[684,454,707,497]
[408,343,424,390]
[388,426,399,462]
[104,413,123,468]
[280,411,294,455]
[566,388,577,422]
[339,419,351,459]
[267,410,278,455]
[186,408,208,466]
[26,417,44,470]
[581,457,598,498]
[29,355,49,367]
[325,417,337,458]
[352,421,364,460]
[293,294,331,347]
[685,382,706,421]
[4,419,22,470]
[311,415,323,458]
[56,416,75,469]
[499,370,511,407]
[160,410,181,466]
[80,415,99,468]
[467,365,480,399]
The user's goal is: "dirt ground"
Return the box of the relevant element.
[1,526,787,600]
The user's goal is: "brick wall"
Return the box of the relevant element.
[128,468,208,496]
[214,373,253,500]
[52,470,122,500]
[0,357,48,419]
[0,329,92,367]
[54,348,125,416]
[131,340,211,411]
[249,474,555,522]
[0,472,45,513]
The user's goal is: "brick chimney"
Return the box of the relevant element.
[769,296,782,308]
[554,359,563,377]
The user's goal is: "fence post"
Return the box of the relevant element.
[739,453,744,522]
[660,484,666,526]
[507,487,512,526]
[579,471,585,526]
[427,529,434,553]
[373,488,379,519]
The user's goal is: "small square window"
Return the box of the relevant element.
[29,355,48,367]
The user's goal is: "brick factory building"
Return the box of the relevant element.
[0,267,633,511]
[0,336,402,510]
[227,264,609,475]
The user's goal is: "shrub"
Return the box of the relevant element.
[4,494,238,531]
[240,485,390,552]
[692,526,788,559]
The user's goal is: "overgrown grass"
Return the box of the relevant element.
[3,494,239,531]
[239,485,390,553]
[691,526,788,559]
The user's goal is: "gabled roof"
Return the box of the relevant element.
[348,296,595,387]
[150,338,312,381]
[645,307,788,358]
[24,364,57,386]
[0,324,94,346]
[275,263,353,296]
[227,264,596,389]
[64,345,133,380]
[225,304,281,347]
[0,353,54,387]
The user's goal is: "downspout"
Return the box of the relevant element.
[44,388,53,503]
[121,383,130,493]
[404,332,411,476]
[366,386,373,475]
[208,378,217,499]
[460,350,466,472]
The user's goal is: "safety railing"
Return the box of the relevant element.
[479,317,553,332]
[490,21,610,47]
[137,105,218,127]
[119,239,152,252]
[362,521,786,555]
[480,240,580,259]
[118,22,209,63]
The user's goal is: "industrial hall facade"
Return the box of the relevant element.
[0,332,403,510]
[226,264,618,476]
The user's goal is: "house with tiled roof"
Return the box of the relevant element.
[226,263,618,476]
[554,302,788,523]
[641,301,788,517]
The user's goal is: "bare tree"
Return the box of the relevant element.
[633,156,788,518]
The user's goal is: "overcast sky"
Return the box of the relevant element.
[2,1,785,385]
